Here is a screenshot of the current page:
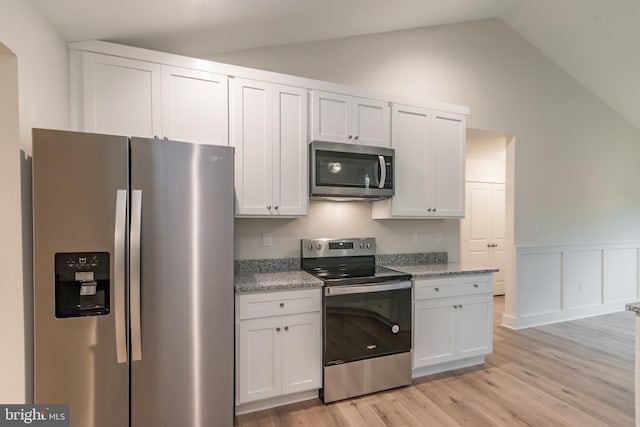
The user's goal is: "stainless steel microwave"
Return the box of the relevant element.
[309,141,394,200]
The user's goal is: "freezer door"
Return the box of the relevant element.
[32,129,129,427]
[130,138,235,427]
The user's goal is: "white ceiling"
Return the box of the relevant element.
[31,0,640,129]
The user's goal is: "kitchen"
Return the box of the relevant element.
[3,0,640,426]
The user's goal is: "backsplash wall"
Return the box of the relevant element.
[234,200,460,260]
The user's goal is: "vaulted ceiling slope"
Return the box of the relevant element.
[30,0,640,129]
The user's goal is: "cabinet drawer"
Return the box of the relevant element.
[414,281,453,300]
[459,279,490,295]
[414,274,492,300]
[238,289,321,320]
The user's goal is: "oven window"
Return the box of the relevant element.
[324,288,411,365]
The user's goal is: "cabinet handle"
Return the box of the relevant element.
[473,284,479,288]
[348,135,353,139]
[434,287,439,292]
[274,205,279,210]
[453,305,458,309]
[279,302,284,308]
[427,208,432,212]
[459,305,463,309]
[276,327,281,332]
[267,205,272,210]
[487,243,498,248]
[284,326,289,331]
[354,135,359,140]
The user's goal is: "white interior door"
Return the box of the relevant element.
[462,181,506,295]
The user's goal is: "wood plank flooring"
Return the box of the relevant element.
[235,297,636,426]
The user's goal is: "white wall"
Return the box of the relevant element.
[236,201,458,260]
[211,19,640,251]
[466,129,506,184]
[0,0,69,403]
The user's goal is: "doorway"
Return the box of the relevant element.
[460,129,512,297]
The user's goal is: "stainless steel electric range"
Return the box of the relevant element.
[301,237,413,403]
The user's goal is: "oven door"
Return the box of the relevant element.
[323,281,412,366]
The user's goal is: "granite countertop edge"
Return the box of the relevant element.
[234,270,323,294]
[626,302,640,313]
[234,261,498,293]
[384,263,499,279]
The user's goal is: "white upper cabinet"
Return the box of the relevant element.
[310,91,390,147]
[80,52,161,137]
[231,78,308,217]
[74,52,229,145]
[372,104,466,218]
[161,66,228,145]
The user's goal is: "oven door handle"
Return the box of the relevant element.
[324,280,412,296]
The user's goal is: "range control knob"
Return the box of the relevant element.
[316,243,322,250]
[307,244,314,251]
[359,243,365,249]
[366,243,371,249]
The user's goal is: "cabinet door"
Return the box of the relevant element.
[389,104,431,216]
[310,91,351,143]
[352,97,390,147]
[413,299,455,368]
[161,66,228,145]
[273,86,308,216]
[454,294,492,358]
[429,111,465,217]
[281,313,321,395]
[238,317,282,403]
[81,52,161,137]
[231,78,274,215]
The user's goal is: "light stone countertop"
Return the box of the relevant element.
[626,302,640,314]
[234,270,323,294]
[383,262,499,279]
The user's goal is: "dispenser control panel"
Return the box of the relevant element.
[54,252,110,318]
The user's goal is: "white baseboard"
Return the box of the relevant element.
[504,302,630,330]
[412,356,486,379]
[235,390,319,415]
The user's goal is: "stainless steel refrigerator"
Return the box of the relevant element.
[32,129,234,427]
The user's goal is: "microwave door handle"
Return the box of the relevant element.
[378,155,386,189]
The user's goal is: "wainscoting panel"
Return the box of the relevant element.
[516,251,562,318]
[603,248,639,303]
[506,243,640,329]
[562,249,601,310]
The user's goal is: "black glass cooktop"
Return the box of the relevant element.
[302,256,411,286]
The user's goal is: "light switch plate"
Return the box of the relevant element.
[262,232,272,247]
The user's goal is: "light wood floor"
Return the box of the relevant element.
[235,297,636,426]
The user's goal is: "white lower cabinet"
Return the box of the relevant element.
[413,275,493,375]
[236,289,321,413]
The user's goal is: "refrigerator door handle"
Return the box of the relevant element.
[114,189,128,364]
[130,189,143,361]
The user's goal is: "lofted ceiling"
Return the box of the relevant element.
[31,0,640,129]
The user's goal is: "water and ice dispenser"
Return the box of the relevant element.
[54,252,110,318]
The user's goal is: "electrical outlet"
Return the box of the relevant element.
[411,233,418,243]
[262,232,272,247]
[436,232,443,243]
